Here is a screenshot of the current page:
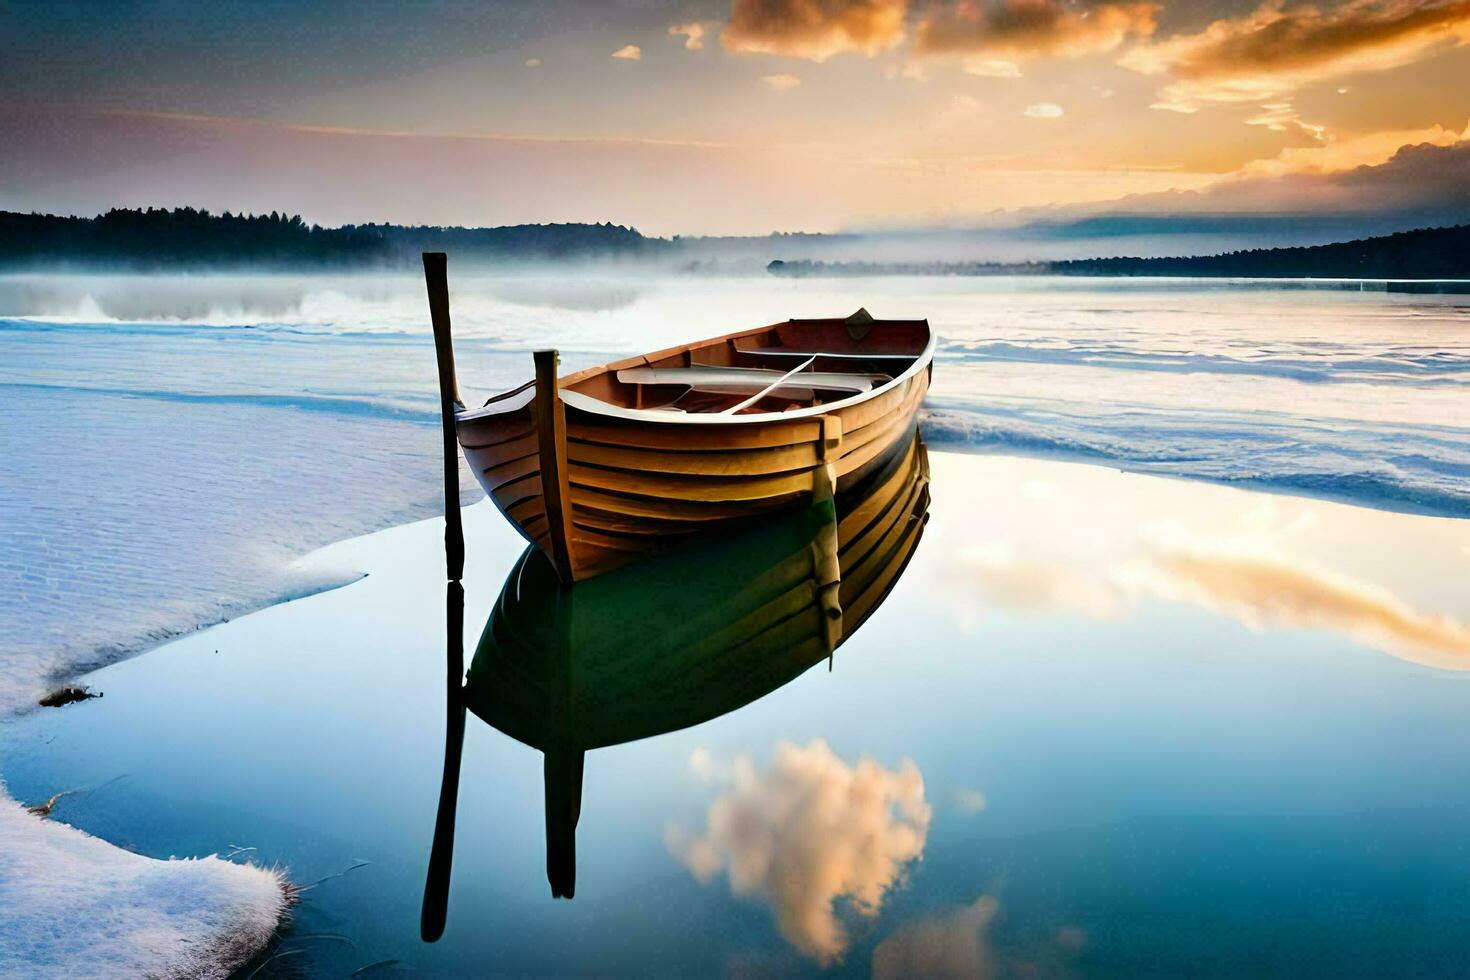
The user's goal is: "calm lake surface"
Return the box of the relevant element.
[2,273,1469,976]
[6,452,1470,976]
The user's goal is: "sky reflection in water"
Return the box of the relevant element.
[4,450,1470,976]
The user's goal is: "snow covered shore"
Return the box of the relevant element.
[0,781,289,978]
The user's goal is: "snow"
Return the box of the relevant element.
[0,782,288,979]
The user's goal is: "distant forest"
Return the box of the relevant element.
[2,208,1466,279]
[768,225,1470,281]
[0,207,668,269]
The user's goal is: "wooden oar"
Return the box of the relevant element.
[421,251,466,943]
[718,355,816,414]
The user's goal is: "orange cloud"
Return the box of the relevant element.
[1122,0,1470,111]
[915,0,1159,59]
[722,0,909,61]
[1241,122,1467,177]
[664,740,930,963]
[1243,102,1325,140]
[611,44,642,60]
[669,22,707,50]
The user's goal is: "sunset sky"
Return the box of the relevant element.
[3,0,1468,235]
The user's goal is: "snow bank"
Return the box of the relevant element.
[0,783,288,979]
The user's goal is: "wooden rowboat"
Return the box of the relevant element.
[424,253,933,584]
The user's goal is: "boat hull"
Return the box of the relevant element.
[457,354,930,582]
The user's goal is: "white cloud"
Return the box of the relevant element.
[665,739,930,964]
[763,73,803,90]
[524,57,542,68]
[611,44,642,61]
[1023,102,1064,118]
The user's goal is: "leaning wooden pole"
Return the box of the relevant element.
[421,251,466,942]
[424,251,464,583]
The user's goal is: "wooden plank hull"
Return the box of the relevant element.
[457,318,933,583]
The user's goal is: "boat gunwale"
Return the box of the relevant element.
[455,319,934,427]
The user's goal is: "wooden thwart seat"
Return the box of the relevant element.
[616,365,886,394]
[733,342,916,362]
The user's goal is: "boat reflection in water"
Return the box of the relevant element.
[422,431,931,940]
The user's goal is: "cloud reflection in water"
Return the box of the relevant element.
[872,895,1000,980]
[1123,540,1470,669]
[665,739,930,964]
[872,895,1087,980]
[942,464,1470,671]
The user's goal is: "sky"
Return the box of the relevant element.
[2,0,1468,235]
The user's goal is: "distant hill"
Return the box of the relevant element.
[768,225,1470,281]
[0,208,669,270]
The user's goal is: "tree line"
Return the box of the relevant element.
[768,224,1470,281]
[0,207,669,269]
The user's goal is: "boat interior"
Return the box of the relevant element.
[557,311,930,416]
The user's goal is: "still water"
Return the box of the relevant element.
[5,441,1470,976]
